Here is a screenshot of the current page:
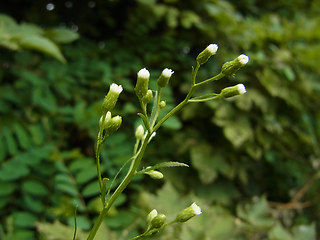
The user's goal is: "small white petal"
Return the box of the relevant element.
[110,83,123,94]
[237,84,247,95]
[162,68,174,78]
[207,44,218,55]
[238,54,249,65]
[191,202,202,215]
[138,68,150,79]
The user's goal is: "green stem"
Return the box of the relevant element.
[194,72,225,87]
[188,95,221,103]
[87,133,152,240]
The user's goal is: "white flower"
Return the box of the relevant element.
[138,68,150,79]
[238,54,249,65]
[110,83,123,94]
[207,44,218,55]
[162,68,174,78]
[236,84,247,95]
[191,202,202,215]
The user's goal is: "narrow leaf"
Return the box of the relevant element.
[19,35,66,63]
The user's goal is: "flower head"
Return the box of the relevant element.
[138,68,150,79]
[238,54,249,65]
[191,202,202,215]
[237,84,247,95]
[221,54,249,77]
[196,44,218,65]
[102,84,123,114]
[135,68,150,99]
[206,44,218,55]
[175,202,202,223]
[220,84,247,98]
[110,83,123,94]
[157,68,174,88]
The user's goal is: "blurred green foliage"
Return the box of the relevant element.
[1,0,320,239]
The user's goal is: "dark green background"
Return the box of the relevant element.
[1,0,320,239]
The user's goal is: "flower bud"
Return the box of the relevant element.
[104,115,122,135]
[150,214,166,229]
[135,68,150,99]
[159,100,166,109]
[135,125,145,140]
[219,84,246,98]
[142,90,153,104]
[175,202,202,223]
[196,44,218,65]
[147,209,158,225]
[99,111,112,129]
[221,54,249,77]
[102,83,123,114]
[157,68,174,88]
[147,170,164,179]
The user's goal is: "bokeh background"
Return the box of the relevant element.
[1,0,320,239]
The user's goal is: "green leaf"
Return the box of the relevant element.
[0,160,30,181]
[44,27,79,44]
[269,223,292,240]
[237,196,274,230]
[223,117,253,148]
[19,35,66,63]
[28,124,45,145]
[0,181,16,196]
[292,224,316,240]
[0,134,7,162]
[36,221,88,240]
[104,211,135,228]
[140,161,189,173]
[75,165,97,185]
[13,123,31,149]
[11,230,35,240]
[81,181,100,197]
[3,128,18,155]
[23,195,45,213]
[163,115,182,130]
[22,179,48,196]
[12,212,38,228]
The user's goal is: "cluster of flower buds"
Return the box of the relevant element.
[100,83,123,135]
[147,209,166,230]
[99,111,122,136]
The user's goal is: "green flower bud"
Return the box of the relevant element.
[147,209,158,225]
[175,202,202,223]
[104,115,122,135]
[219,84,246,98]
[221,54,249,77]
[196,44,218,65]
[135,125,145,140]
[159,101,166,109]
[157,68,174,88]
[147,170,163,179]
[150,214,166,229]
[142,90,153,104]
[102,83,123,114]
[135,68,150,99]
[99,111,112,129]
